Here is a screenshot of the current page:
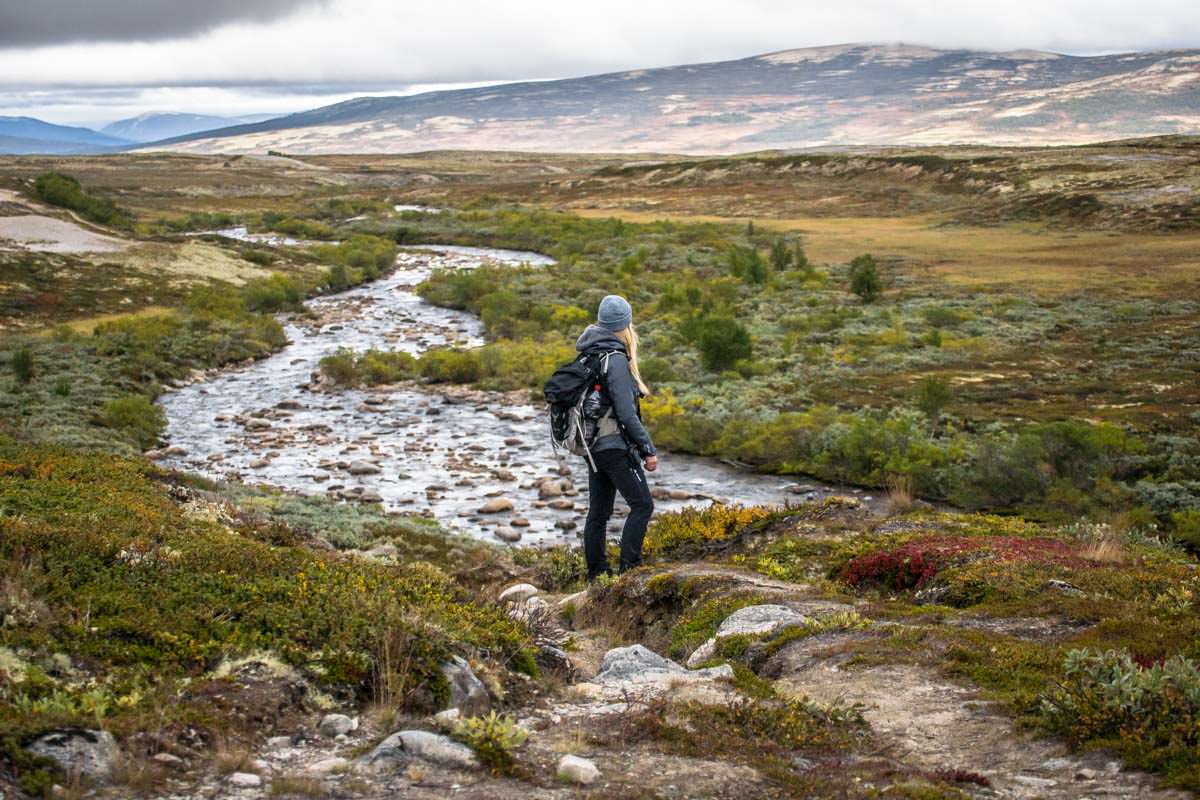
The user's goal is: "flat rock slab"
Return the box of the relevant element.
[687,603,811,667]
[27,728,120,780]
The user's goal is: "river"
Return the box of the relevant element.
[157,245,872,546]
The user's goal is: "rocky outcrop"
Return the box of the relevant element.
[27,728,121,781]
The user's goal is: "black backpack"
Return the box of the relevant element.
[543,350,615,469]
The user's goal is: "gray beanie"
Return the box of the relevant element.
[597,294,633,332]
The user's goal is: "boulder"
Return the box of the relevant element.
[575,644,733,701]
[557,754,600,785]
[363,730,479,771]
[27,728,120,781]
[441,656,490,716]
[347,460,382,475]
[686,604,811,667]
[498,583,539,604]
[317,713,357,738]
[477,498,514,514]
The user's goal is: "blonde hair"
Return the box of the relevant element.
[614,324,650,396]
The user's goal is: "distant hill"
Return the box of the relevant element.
[101,112,278,143]
[144,43,1200,154]
[0,116,130,154]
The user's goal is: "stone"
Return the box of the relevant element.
[499,583,540,604]
[477,497,514,513]
[548,499,575,510]
[494,526,522,543]
[493,469,517,482]
[538,481,563,499]
[557,754,600,785]
[686,604,812,667]
[151,752,183,767]
[347,460,382,475]
[576,644,733,701]
[432,708,461,729]
[28,729,121,781]
[244,418,272,431]
[306,757,349,774]
[318,713,357,738]
[359,489,384,503]
[249,458,271,469]
[364,730,479,770]
[227,772,262,788]
[511,517,531,527]
[668,489,691,500]
[441,656,490,716]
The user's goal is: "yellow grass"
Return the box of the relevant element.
[571,208,1200,295]
[49,306,175,336]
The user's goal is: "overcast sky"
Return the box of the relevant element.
[2,0,1198,125]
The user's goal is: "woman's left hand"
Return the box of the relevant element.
[643,455,658,472]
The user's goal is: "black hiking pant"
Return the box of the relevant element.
[583,448,654,578]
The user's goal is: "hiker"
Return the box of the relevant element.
[574,295,657,579]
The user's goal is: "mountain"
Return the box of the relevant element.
[144,43,1200,155]
[0,116,131,154]
[101,112,278,143]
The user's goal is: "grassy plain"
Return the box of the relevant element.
[0,140,1198,796]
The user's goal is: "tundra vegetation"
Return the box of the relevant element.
[0,143,1198,797]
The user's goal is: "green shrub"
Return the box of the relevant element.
[1042,649,1200,789]
[1170,510,1200,551]
[33,172,132,228]
[241,273,309,312]
[11,346,33,385]
[915,376,952,418]
[419,349,483,383]
[453,711,528,772]
[98,395,164,449]
[848,254,882,303]
[696,316,752,372]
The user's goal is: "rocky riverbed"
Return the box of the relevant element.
[155,245,875,545]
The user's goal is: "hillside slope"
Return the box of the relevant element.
[147,43,1200,154]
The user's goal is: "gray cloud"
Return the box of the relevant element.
[0,0,323,46]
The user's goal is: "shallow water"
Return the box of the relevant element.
[158,246,867,546]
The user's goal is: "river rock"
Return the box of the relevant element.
[557,754,600,785]
[347,460,381,475]
[499,583,540,604]
[477,498,514,513]
[244,418,272,431]
[494,526,521,543]
[28,729,120,780]
[686,605,812,667]
[511,517,530,527]
[363,730,479,771]
[548,499,575,510]
[538,480,563,499]
[441,656,490,715]
[317,713,358,738]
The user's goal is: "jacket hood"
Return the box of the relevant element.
[575,324,626,354]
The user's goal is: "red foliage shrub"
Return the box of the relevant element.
[839,535,1089,591]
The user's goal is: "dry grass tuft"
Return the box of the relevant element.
[269,774,328,798]
[1081,536,1129,564]
[885,474,914,515]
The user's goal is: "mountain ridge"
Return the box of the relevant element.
[143,42,1200,154]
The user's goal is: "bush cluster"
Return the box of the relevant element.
[33,172,132,229]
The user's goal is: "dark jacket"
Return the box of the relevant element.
[575,325,656,458]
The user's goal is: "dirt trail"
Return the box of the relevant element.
[773,637,1190,799]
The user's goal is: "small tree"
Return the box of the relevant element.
[915,376,952,419]
[697,316,752,372]
[848,254,882,303]
[769,238,792,273]
[792,238,810,271]
[12,346,33,385]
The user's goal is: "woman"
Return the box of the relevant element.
[574,294,657,580]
